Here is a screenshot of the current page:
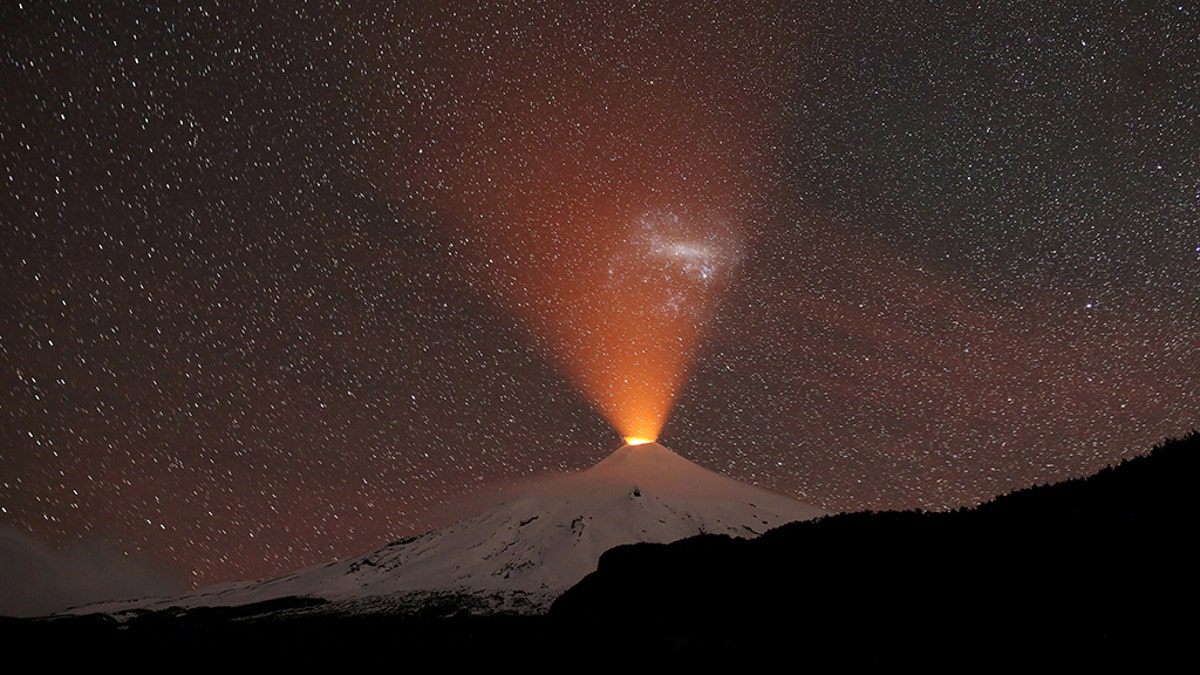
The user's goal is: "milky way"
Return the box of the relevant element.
[2,1,1197,590]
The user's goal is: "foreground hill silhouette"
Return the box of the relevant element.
[551,431,1200,658]
[6,432,1196,663]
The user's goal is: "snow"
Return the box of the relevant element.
[70,443,826,616]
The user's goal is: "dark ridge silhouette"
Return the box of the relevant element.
[550,431,1200,660]
[5,432,1195,664]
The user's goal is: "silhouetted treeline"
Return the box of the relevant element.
[550,431,1200,661]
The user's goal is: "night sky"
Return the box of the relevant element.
[3,1,1198,594]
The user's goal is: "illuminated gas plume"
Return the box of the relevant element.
[359,4,799,441]
[550,208,742,442]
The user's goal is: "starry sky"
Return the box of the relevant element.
[3,1,1198,592]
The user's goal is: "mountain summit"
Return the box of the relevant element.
[73,443,827,616]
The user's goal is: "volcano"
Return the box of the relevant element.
[72,443,827,617]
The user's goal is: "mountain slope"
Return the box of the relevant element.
[74,442,826,616]
[551,432,1200,653]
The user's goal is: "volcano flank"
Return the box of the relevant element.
[70,443,826,617]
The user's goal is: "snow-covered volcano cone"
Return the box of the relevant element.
[71,443,827,616]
